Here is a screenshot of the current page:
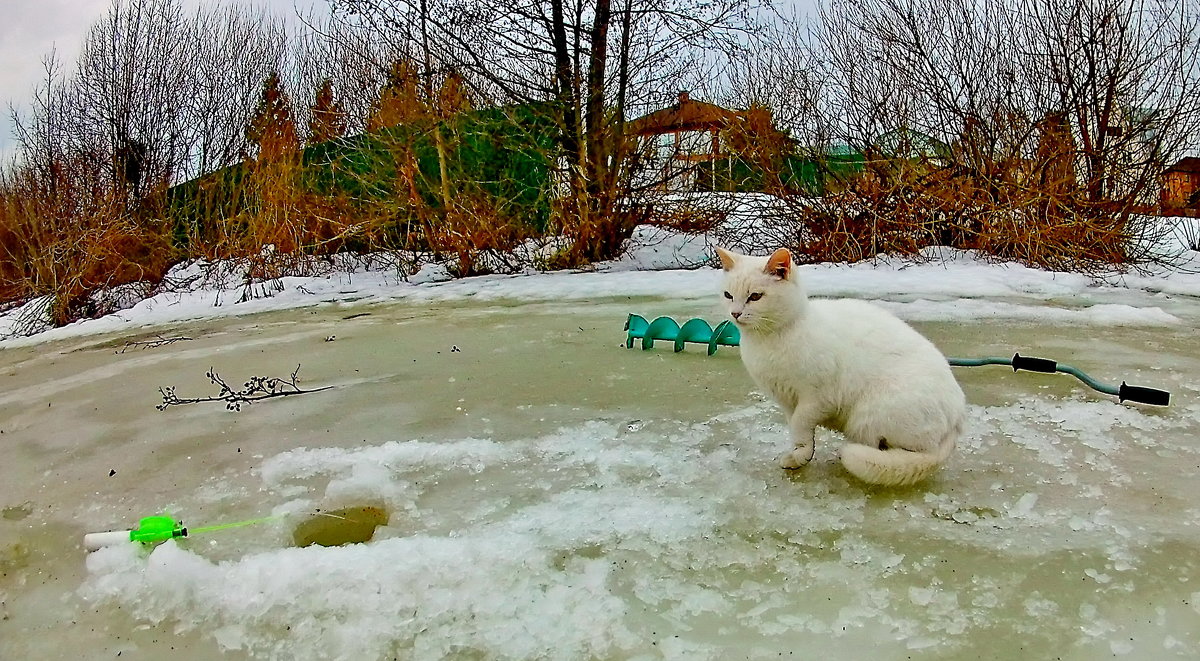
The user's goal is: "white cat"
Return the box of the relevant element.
[717,247,965,486]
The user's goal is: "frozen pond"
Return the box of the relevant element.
[2,289,1199,660]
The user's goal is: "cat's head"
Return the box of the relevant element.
[716,247,806,332]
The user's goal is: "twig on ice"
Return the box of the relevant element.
[156,364,332,411]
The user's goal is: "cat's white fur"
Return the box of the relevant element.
[717,247,965,486]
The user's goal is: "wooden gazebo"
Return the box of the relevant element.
[626,92,752,191]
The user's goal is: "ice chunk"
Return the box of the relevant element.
[1010,493,1038,518]
[1110,640,1134,655]
[951,510,979,525]
[909,587,935,607]
[1084,569,1112,584]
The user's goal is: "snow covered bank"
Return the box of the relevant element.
[3,223,1200,348]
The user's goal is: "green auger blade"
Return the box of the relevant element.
[624,314,740,355]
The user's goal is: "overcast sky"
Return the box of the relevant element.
[0,0,330,160]
[0,0,819,162]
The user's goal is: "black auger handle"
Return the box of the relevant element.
[1011,353,1057,374]
[1119,382,1171,407]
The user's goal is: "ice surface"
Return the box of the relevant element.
[876,299,1182,325]
[0,226,1196,658]
[71,386,1200,660]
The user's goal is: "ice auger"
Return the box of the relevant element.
[624,313,741,356]
[622,314,1170,406]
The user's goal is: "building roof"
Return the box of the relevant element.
[875,128,952,160]
[1167,156,1200,173]
[826,143,862,157]
[626,92,741,136]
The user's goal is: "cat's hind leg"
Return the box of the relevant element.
[779,405,820,470]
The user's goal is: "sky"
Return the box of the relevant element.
[0,0,330,161]
[0,0,821,163]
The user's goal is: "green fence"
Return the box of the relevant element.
[168,102,561,250]
[695,150,866,196]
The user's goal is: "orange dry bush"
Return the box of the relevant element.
[545,193,642,269]
[379,141,519,276]
[643,200,724,235]
[201,155,386,283]
[785,157,947,264]
[776,141,1140,272]
[194,69,393,283]
[242,159,306,254]
[0,159,172,327]
[426,194,530,277]
[969,204,1132,271]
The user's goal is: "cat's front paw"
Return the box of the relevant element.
[778,448,813,470]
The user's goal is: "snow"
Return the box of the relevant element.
[74,387,1200,659]
[4,218,1200,347]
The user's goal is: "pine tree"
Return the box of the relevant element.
[246,72,300,161]
[366,59,427,132]
[435,70,472,119]
[307,78,348,145]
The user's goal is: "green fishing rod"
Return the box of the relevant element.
[83,513,283,551]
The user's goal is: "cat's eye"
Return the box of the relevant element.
[747,292,764,302]
[723,291,733,300]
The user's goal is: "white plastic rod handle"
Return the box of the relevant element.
[83,530,132,551]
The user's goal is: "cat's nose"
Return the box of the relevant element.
[731,311,742,320]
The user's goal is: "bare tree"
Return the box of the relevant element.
[71,0,194,202]
[2,0,294,326]
[328,0,766,264]
[720,14,822,145]
[1017,0,1200,206]
[15,0,290,191]
[293,13,414,137]
[184,3,289,177]
[3,55,168,328]
[10,54,74,195]
[762,0,1200,269]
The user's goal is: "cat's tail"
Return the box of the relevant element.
[839,431,956,487]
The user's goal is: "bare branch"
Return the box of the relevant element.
[156,365,333,412]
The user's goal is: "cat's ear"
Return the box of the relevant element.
[765,248,792,280]
[715,247,736,271]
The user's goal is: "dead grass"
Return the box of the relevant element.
[778,157,1151,272]
[423,195,533,276]
[0,161,173,329]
